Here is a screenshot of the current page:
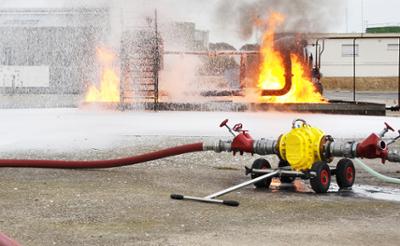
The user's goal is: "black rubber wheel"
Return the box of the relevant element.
[251,158,272,189]
[335,158,355,189]
[310,161,331,193]
[278,160,295,183]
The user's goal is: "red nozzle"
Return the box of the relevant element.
[356,133,389,163]
[231,131,254,155]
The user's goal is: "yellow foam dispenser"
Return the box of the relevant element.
[279,119,325,171]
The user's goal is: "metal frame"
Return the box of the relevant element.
[170,164,347,207]
[118,9,161,110]
[353,38,357,102]
[163,34,400,107]
[153,9,160,111]
[171,170,280,206]
[171,166,317,207]
[163,50,259,91]
[398,37,400,107]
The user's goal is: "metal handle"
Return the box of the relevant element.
[219,119,236,137]
[292,119,308,129]
[379,122,395,138]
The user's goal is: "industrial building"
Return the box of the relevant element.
[315,33,400,77]
[0,8,209,104]
[0,8,109,94]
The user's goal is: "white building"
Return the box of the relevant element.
[310,33,400,77]
[0,8,109,94]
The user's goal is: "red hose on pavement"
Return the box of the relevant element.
[0,143,204,169]
[0,232,21,246]
[0,143,204,245]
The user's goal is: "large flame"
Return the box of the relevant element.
[85,47,120,103]
[257,12,326,104]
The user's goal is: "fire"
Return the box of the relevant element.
[85,47,120,103]
[257,12,326,104]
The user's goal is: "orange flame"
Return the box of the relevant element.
[257,12,326,103]
[85,47,120,103]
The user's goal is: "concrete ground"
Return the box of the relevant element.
[0,93,400,245]
[0,91,399,109]
[1,136,400,246]
[325,90,399,105]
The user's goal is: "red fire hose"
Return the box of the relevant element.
[0,143,204,169]
[0,232,20,246]
[0,143,204,246]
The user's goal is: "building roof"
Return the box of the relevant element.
[367,26,400,34]
[309,33,400,39]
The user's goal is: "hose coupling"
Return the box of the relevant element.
[253,139,277,155]
[203,139,232,153]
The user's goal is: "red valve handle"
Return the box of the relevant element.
[385,122,395,132]
[220,119,229,128]
[233,123,243,132]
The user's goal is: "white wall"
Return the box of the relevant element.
[0,66,49,87]
[313,38,399,77]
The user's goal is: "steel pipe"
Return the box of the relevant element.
[205,171,280,199]
[329,141,357,158]
[253,139,277,155]
[261,51,293,97]
[387,151,400,163]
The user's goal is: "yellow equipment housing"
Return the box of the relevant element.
[278,121,325,171]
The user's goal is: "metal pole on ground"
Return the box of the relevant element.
[398,37,400,107]
[353,38,357,102]
[315,39,319,69]
[154,9,159,111]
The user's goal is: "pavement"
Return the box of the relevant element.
[0,135,400,246]
[0,91,399,109]
[0,93,400,245]
[325,90,399,105]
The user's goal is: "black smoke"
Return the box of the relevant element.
[215,0,344,40]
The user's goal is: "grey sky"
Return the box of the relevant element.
[1,0,399,48]
[347,0,400,32]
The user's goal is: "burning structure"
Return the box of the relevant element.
[253,12,325,103]
[158,11,327,105]
[0,6,389,115]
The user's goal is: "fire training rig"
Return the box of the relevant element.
[171,119,400,206]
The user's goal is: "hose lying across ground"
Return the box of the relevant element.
[1,144,400,246]
[0,143,204,169]
[354,158,400,184]
[0,143,205,246]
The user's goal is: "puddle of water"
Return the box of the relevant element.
[339,184,400,202]
[269,178,400,203]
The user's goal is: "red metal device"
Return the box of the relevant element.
[357,122,395,163]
